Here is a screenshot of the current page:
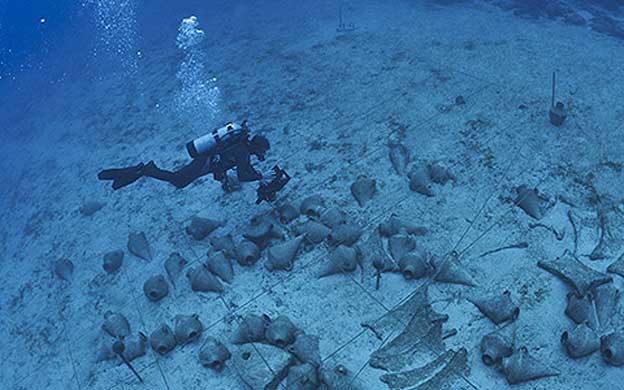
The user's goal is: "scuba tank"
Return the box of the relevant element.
[186,122,246,158]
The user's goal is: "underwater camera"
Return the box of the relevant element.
[186,122,246,158]
[256,165,291,204]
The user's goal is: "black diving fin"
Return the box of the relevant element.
[98,163,145,190]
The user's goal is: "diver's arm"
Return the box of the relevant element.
[236,156,263,182]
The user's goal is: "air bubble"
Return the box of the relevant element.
[174,16,220,130]
[93,0,139,74]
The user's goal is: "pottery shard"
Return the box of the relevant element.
[102,311,131,339]
[368,306,446,372]
[103,250,124,273]
[408,166,434,197]
[287,363,320,389]
[428,162,455,185]
[206,251,234,283]
[562,323,600,359]
[432,253,477,287]
[54,258,74,281]
[362,284,431,340]
[164,252,187,288]
[122,333,147,362]
[378,214,428,238]
[389,143,410,176]
[380,348,468,390]
[469,290,520,325]
[186,217,222,241]
[243,218,275,248]
[277,203,300,225]
[327,223,363,247]
[300,195,324,218]
[297,220,331,245]
[143,275,169,302]
[607,253,624,278]
[320,207,347,228]
[266,236,304,272]
[289,333,321,367]
[199,337,231,372]
[366,285,447,372]
[79,201,105,216]
[187,265,224,293]
[350,176,376,207]
[515,185,548,220]
[594,283,621,332]
[210,234,236,258]
[538,251,612,296]
[233,343,294,390]
[127,231,152,261]
[501,346,559,384]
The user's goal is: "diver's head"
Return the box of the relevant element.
[250,135,270,161]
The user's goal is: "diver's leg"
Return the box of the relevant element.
[143,158,207,189]
[141,161,177,183]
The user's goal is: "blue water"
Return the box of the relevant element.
[2,1,624,389]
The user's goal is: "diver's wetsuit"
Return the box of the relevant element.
[143,137,263,188]
[143,155,212,189]
[98,130,268,190]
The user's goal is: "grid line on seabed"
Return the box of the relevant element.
[61,248,189,390]
[186,102,528,388]
[343,152,556,390]
[187,71,503,332]
[62,221,207,383]
[13,68,488,388]
[146,70,508,320]
[63,293,85,390]
[111,236,212,389]
[171,66,498,225]
[107,104,527,388]
[178,77,520,275]
[158,70,500,289]
[240,125,528,389]
[13,64,518,389]
[124,260,172,389]
[178,123,514,387]
[339,152,536,389]
[6,226,202,389]
[242,88,538,388]
[241,29,445,141]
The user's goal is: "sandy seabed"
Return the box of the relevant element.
[1,1,624,389]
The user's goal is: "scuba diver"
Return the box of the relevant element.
[98,121,290,204]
